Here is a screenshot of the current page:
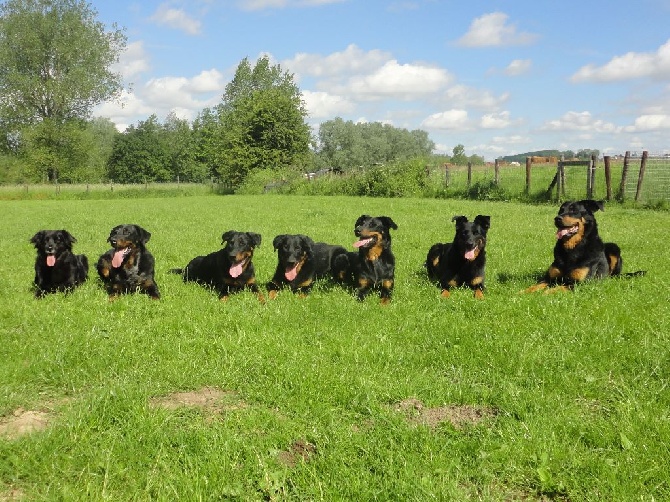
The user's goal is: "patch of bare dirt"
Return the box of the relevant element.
[0,408,51,440]
[394,398,497,430]
[149,386,248,418]
[277,439,317,468]
[0,487,24,501]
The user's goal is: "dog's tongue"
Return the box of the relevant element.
[229,259,247,278]
[285,264,299,281]
[353,237,374,248]
[112,248,129,268]
[556,228,572,239]
[464,248,477,261]
[46,255,56,267]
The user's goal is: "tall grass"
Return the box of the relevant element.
[1,195,668,500]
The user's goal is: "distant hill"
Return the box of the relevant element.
[501,150,562,163]
[501,149,599,163]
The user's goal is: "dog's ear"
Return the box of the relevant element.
[135,225,151,244]
[30,230,45,246]
[474,215,490,231]
[300,235,315,251]
[273,235,286,251]
[452,215,468,227]
[379,216,398,230]
[355,215,370,228]
[580,200,605,213]
[60,230,77,247]
[248,232,261,247]
[221,230,236,245]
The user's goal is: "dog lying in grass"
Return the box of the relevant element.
[525,200,642,292]
[267,234,348,299]
[171,230,263,301]
[426,215,490,299]
[30,229,88,298]
[97,224,160,300]
[349,215,398,304]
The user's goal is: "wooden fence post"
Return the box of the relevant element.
[635,151,648,202]
[588,155,597,199]
[525,157,532,194]
[494,159,500,185]
[444,163,450,188]
[603,156,612,201]
[467,162,472,188]
[617,151,630,201]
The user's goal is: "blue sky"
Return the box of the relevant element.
[92,0,670,160]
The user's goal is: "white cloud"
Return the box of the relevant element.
[441,85,509,111]
[624,114,670,132]
[480,111,518,129]
[114,41,150,80]
[301,90,355,119]
[93,70,225,129]
[149,5,202,35]
[504,59,532,76]
[571,39,670,82]
[93,90,154,131]
[456,12,538,47]
[284,44,392,78]
[491,135,530,145]
[238,0,346,11]
[188,69,226,93]
[541,111,620,133]
[343,60,453,100]
[421,109,470,130]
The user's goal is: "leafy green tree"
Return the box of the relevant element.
[86,117,118,181]
[210,56,311,186]
[0,0,126,181]
[107,115,171,183]
[317,118,435,171]
[163,112,207,182]
[20,118,95,182]
[451,144,468,165]
[191,107,219,180]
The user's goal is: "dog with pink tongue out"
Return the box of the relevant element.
[170,230,263,302]
[30,229,89,298]
[267,234,348,299]
[425,215,490,299]
[349,215,398,304]
[97,224,160,300]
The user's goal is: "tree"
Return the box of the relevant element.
[0,0,126,126]
[317,118,435,171]
[107,115,171,183]
[0,0,126,181]
[451,144,468,165]
[210,56,311,186]
[163,111,207,182]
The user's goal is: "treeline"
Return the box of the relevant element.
[0,55,437,187]
[0,113,438,186]
[501,149,600,163]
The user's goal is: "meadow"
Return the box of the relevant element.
[0,194,668,500]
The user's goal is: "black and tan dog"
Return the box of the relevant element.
[30,229,88,298]
[267,234,348,299]
[97,224,160,299]
[426,215,490,299]
[171,231,263,301]
[350,215,398,304]
[526,200,628,292]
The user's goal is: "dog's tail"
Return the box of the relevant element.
[622,270,646,278]
[168,268,184,275]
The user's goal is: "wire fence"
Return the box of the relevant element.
[438,151,670,205]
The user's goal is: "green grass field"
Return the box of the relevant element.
[1,194,668,500]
